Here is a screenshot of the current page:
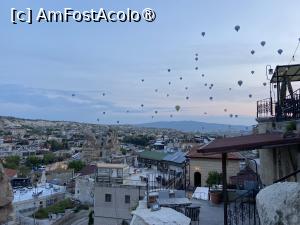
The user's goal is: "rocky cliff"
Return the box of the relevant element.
[0,163,13,224]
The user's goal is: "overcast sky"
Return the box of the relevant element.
[1,0,300,126]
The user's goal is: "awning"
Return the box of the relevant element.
[270,64,300,83]
[196,133,300,154]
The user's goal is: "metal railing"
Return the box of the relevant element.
[273,169,300,183]
[227,190,260,225]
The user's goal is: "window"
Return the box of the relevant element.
[125,195,130,204]
[105,194,112,202]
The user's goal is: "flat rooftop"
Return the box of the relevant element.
[13,183,66,203]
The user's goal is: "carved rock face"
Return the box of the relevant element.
[256,182,300,225]
[0,163,13,224]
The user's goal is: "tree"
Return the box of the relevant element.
[68,160,85,173]
[17,165,30,178]
[3,155,20,169]
[26,156,41,168]
[43,152,56,164]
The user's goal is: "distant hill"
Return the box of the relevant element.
[135,121,251,133]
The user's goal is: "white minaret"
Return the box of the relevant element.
[40,170,47,186]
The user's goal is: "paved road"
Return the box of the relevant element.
[62,210,89,225]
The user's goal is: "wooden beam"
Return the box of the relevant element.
[222,152,228,225]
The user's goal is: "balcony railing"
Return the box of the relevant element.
[257,98,274,119]
[257,89,300,121]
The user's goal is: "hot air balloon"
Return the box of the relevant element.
[204,83,208,86]
[251,70,255,75]
[170,114,173,118]
[179,77,183,80]
[230,114,233,118]
[141,104,144,108]
[260,41,266,47]
[117,121,120,124]
[251,50,255,55]
[168,81,171,85]
[151,116,154,119]
[185,87,188,90]
[209,97,213,101]
[263,82,267,86]
[224,109,227,112]
[155,89,158,92]
[175,105,181,112]
[238,80,243,86]
[155,110,158,114]
[209,87,212,90]
[235,115,238,118]
[201,32,205,37]
[102,111,106,115]
[97,118,100,122]
[195,67,199,70]
[102,93,106,96]
[195,57,198,61]
[126,110,129,113]
[167,94,169,97]
[168,69,171,72]
[277,49,283,55]
[204,112,207,115]
[210,84,214,87]
[202,74,205,77]
[141,79,144,82]
[234,25,240,32]
[186,96,189,100]
[249,94,252,98]
[72,94,75,97]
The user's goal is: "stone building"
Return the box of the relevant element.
[187,151,243,188]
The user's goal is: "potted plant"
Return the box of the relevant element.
[206,171,222,204]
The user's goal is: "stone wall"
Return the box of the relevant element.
[189,158,240,187]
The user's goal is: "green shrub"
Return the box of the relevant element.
[206,171,222,187]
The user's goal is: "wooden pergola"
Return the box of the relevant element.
[195,132,300,225]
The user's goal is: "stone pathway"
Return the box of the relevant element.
[191,199,224,225]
